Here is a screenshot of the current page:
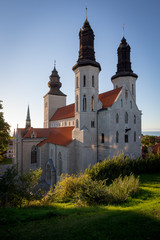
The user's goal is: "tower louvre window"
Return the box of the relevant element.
[116,113,119,123]
[116,131,119,143]
[83,95,87,112]
[134,131,136,142]
[125,112,128,124]
[134,115,136,124]
[76,77,78,88]
[83,75,86,87]
[92,76,94,87]
[125,134,128,143]
[92,96,94,111]
[76,119,78,128]
[101,133,104,143]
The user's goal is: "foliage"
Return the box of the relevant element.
[44,173,139,206]
[0,157,12,165]
[0,101,10,160]
[85,153,160,182]
[142,135,156,148]
[0,166,42,207]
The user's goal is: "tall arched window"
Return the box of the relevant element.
[92,75,94,87]
[76,119,78,128]
[134,131,136,142]
[125,112,128,124]
[121,99,123,108]
[132,84,134,95]
[83,75,86,87]
[92,96,94,111]
[83,95,87,112]
[57,152,62,176]
[125,89,128,99]
[134,115,136,124]
[116,113,119,123]
[76,77,78,88]
[101,133,104,143]
[76,95,78,112]
[31,146,37,164]
[116,131,119,143]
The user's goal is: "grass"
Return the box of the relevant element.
[0,173,160,240]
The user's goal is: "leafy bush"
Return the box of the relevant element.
[85,153,160,182]
[0,166,42,207]
[44,173,139,206]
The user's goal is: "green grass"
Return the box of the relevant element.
[0,173,160,240]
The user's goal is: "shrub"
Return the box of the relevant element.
[44,173,139,206]
[0,166,42,207]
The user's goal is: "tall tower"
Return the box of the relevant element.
[111,37,138,102]
[72,16,101,170]
[44,65,66,128]
[26,105,31,128]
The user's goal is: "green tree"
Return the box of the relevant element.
[0,101,10,160]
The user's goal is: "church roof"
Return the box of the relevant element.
[50,88,122,121]
[23,127,52,138]
[99,87,122,108]
[50,103,75,121]
[37,127,74,147]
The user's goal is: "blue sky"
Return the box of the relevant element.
[0,0,160,133]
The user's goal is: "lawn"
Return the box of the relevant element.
[0,173,160,240]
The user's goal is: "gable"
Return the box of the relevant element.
[98,87,122,108]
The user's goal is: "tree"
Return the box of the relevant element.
[0,101,10,160]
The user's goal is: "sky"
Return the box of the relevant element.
[0,0,160,133]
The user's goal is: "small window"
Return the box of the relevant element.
[65,122,67,126]
[134,115,136,124]
[134,131,136,142]
[91,121,95,128]
[101,133,104,143]
[83,95,87,112]
[92,76,94,87]
[130,101,132,109]
[76,119,78,128]
[125,89,128,99]
[83,75,86,87]
[121,99,123,108]
[76,77,78,88]
[116,131,119,143]
[125,112,128,124]
[116,113,119,123]
[125,135,128,143]
[92,96,94,111]
[132,84,134,95]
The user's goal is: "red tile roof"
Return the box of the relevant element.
[23,127,52,138]
[50,103,75,121]
[37,127,74,147]
[98,87,122,109]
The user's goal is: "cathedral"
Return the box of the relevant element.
[13,16,142,186]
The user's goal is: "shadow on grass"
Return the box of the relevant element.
[0,204,160,240]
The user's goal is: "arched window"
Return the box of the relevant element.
[125,112,128,124]
[125,89,128,99]
[76,119,78,128]
[116,113,119,123]
[92,75,94,87]
[83,95,87,112]
[76,95,78,112]
[134,115,136,124]
[116,131,119,143]
[134,131,136,142]
[92,96,94,111]
[57,152,62,176]
[130,101,132,109]
[125,134,129,143]
[132,84,134,95]
[91,121,95,128]
[83,75,86,87]
[31,146,37,164]
[76,77,78,88]
[121,99,123,108]
[101,133,104,143]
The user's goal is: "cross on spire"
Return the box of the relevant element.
[85,3,88,20]
[123,24,125,37]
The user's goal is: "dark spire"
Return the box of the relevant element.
[111,37,137,80]
[26,105,31,128]
[73,17,101,71]
[47,64,66,96]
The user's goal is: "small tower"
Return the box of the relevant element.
[26,105,31,128]
[72,15,101,170]
[111,37,138,102]
[44,64,66,128]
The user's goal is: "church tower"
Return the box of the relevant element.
[72,14,101,170]
[44,64,66,128]
[26,105,31,128]
[111,37,138,102]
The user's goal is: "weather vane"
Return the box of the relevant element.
[85,2,88,20]
[123,24,125,37]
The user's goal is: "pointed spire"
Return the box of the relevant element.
[47,64,66,96]
[26,105,31,128]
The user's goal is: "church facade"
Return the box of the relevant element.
[13,17,142,186]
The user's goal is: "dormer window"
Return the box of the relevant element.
[31,131,36,138]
